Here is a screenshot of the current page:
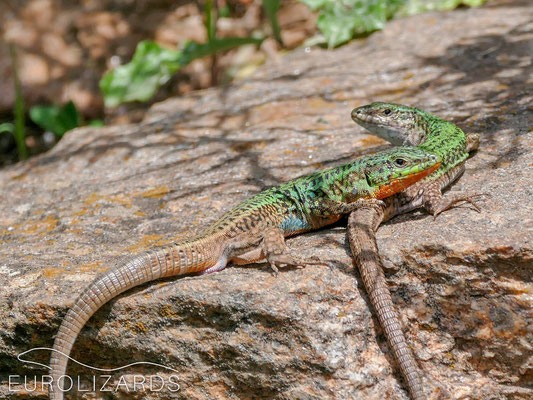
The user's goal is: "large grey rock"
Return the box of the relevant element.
[1,0,531,399]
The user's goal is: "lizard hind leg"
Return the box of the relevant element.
[198,254,229,274]
[262,228,331,274]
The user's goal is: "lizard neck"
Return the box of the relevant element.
[418,117,468,179]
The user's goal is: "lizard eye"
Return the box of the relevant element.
[384,108,392,115]
[394,158,406,166]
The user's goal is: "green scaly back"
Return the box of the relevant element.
[201,145,438,238]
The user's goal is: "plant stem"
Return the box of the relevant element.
[263,0,283,47]
[9,43,28,160]
[205,0,219,86]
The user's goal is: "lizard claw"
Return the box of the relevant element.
[267,254,329,274]
[432,193,488,219]
[269,261,280,276]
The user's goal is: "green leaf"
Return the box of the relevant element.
[400,0,487,15]
[0,122,14,134]
[301,0,489,48]
[100,37,264,107]
[262,0,283,46]
[316,5,361,48]
[30,101,80,137]
[462,0,486,6]
[179,37,264,65]
[300,0,406,48]
[88,119,104,127]
[100,41,182,108]
[299,0,330,11]
[219,4,231,18]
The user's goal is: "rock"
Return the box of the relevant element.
[0,0,532,399]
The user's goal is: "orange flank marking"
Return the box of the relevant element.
[375,162,440,200]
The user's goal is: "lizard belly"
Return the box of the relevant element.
[384,163,467,219]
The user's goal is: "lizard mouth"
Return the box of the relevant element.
[374,162,440,200]
[352,113,374,123]
[351,108,380,124]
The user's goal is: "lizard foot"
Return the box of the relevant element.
[262,227,333,274]
[267,254,331,275]
[432,193,489,219]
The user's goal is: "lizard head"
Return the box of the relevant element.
[362,146,440,200]
[351,102,431,147]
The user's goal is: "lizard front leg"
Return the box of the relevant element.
[424,132,484,217]
[422,180,485,218]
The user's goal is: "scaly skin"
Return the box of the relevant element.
[352,102,481,218]
[49,145,439,400]
[350,102,481,400]
[348,206,427,400]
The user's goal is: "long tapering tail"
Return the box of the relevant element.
[49,239,222,400]
[347,208,426,400]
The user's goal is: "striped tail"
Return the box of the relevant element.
[49,238,222,400]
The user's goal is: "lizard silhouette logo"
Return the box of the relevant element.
[17,347,180,373]
[10,347,181,394]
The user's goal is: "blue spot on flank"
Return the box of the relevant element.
[280,215,310,234]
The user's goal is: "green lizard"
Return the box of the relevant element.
[351,102,482,400]
[49,145,440,400]
[352,102,481,217]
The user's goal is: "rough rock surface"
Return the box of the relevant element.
[1,1,532,399]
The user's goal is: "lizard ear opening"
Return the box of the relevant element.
[364,171,373,187]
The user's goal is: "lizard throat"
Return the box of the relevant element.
[373,162,440,200]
